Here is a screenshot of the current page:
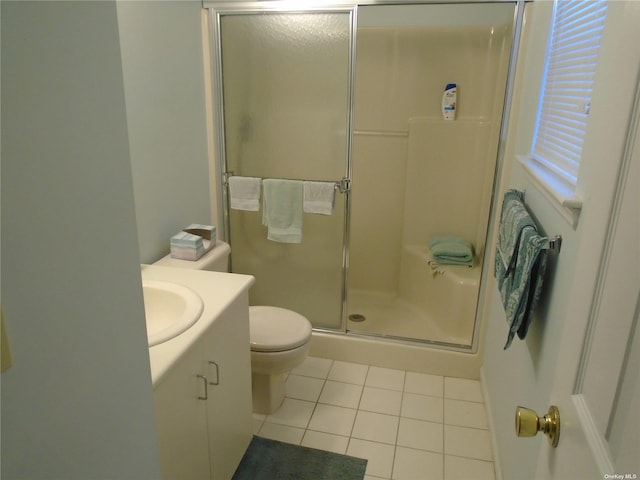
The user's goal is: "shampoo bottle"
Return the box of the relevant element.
[442,83,457,121]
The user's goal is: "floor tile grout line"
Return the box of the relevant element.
[388,372,404,480]
[445,423,491,431]
[444,452,495,463]
[344,364,369,457]
[300,375,328,445]
[393,443,445,455]
[442,387,446,480]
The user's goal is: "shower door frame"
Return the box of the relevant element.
[208,3,357,334]
[206,0,528,354]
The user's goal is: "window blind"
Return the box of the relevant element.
[531,0,608,188]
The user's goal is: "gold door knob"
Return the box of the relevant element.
[515,405,560,447]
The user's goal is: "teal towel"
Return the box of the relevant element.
[496,190,536,274]
[428,236,474,266]
[262,179,304,244]
[494,191,548,349]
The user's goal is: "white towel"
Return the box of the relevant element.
[303,181,336,215]
[228,176,261,211]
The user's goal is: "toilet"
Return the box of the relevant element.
[153,241,312,414]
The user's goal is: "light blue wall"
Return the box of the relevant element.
[117,1,212,264]
[1,1,161,477]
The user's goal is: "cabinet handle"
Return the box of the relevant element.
[208,361,220,386]
[196,374,208,400]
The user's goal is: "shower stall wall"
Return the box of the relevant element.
[210,2,517,350]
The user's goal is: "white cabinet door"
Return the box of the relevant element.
[203,295,253,480]
[153,340,211,480]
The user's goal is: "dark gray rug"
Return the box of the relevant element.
[232,435,368,480]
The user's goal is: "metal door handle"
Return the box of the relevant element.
[196,374,208,400]
[208,361,220,386]
[515,405,560,447]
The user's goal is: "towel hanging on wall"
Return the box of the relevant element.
[495,190,549,349]
[496,190,537,274]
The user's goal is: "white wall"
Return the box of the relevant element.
[480,4,553,476]
[117,0,212,264]
[481,2,639,478]
[1,2,161,478]
[481,3,599,476]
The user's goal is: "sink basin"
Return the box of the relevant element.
[143,280,204,347]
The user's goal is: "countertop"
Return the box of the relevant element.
[141,264,255,386]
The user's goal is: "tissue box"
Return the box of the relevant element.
[183,224,216,243]
[184,224,216,253]
[170,232,205,261]
[170,224,217,261]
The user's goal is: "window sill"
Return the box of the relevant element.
[517,154,582,229]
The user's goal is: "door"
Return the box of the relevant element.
[535,72,640,478]
[203,296,253,480]
[483,2,640,478]
[153,341,211,480]
[211,8,353,330]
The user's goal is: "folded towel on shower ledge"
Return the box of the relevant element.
[427,257,473,276]
[428,236,474,266]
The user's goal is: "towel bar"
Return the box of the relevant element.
[334,178,351,194]
[225,173,351,194]
[544,235,562,251]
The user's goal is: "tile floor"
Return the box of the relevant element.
[252,357,495,480]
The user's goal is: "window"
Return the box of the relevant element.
[523,0,608,223]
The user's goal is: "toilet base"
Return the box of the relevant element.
[252,372,287,414]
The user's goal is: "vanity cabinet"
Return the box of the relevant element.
[153,339,210,479]
[153,293,253,480]
[203,298,253,480]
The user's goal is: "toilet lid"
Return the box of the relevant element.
[249,306,312,352]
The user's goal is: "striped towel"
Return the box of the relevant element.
[495,190,548,349]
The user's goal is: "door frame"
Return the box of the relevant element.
[207,4,357,333]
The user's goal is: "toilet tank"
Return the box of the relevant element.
[153,240,231,272]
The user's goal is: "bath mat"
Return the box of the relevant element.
[232,435,367,480]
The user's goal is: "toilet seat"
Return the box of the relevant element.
[249,306,312,353]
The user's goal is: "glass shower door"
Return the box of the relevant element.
[347,3,515,347]
[216,11,352,329]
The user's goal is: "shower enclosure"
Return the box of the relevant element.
[209,1,518,350]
